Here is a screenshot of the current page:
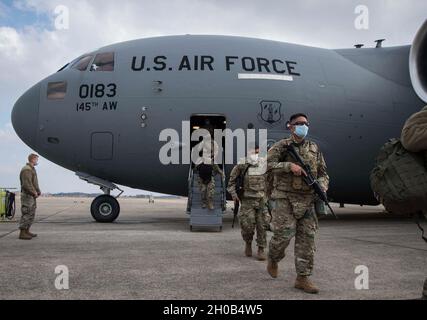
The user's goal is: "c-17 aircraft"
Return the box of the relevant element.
[11,20,427,222]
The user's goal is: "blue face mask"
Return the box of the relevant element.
[294,124,309,138]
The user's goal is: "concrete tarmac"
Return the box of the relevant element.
[0,197,426,300]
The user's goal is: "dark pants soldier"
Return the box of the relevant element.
[19,154,41,240]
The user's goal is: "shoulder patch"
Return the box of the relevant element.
[308,141,319,153]
[237,157,247,165]
[278,138,292,148]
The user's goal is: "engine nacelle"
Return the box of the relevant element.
[410,19,427,103]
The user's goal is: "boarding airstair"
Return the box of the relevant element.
[186,163,227,232]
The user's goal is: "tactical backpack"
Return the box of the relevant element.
[5,191,15,219]
[370,138,427,214]
[197,163,213,184]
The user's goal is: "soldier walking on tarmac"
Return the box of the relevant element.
[266,113,329,294]
[227,144,268,261]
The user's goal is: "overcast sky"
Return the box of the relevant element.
[0,0,426,195]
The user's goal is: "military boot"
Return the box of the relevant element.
[295,275,319,294]
[267,258,278,278]
[208,201,214,210]
[245,241,252,257]
[256,247,267,261]
[27,228,37,238]
[19,229,32,240]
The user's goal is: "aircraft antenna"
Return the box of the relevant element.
[374,39,385,48]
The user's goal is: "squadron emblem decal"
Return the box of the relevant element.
[257,100,283,127]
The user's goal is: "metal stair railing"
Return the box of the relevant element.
[186,165,194,214]
[220,151,227,212]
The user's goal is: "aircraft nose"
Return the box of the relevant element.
[11,83,40,149]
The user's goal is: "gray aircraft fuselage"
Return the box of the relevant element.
[12,35,425,205]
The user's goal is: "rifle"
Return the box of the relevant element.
[264,200,273,231]
[232,200,239,228]
[232,164,251,228]
[286,144,338,219]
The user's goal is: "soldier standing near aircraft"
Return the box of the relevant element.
[197,161,224,210]
[266,113,329,294]
[371,105,427,299]
[193,127,224,210]
[227,145,268,260]
[400,105,427,300]
[18,153,41,240]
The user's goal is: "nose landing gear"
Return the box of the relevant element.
[91,195,120,222]
[76,172,123,223]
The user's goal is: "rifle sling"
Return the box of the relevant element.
[236,164,251,196]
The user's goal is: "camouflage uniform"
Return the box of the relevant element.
[401,105,427,153]
[192,134,223,208]
[401,105,427,299]
[227,157,268,248]
[19,163,40,230]
[197,164,223,208]
[267,136,329,276]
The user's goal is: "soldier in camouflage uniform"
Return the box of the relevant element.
[400,105,427,300]
[193,130,223,210]
[266,113,329,294]
[19,154,41,240]
[196,163,224,210]
[227,145,268,260]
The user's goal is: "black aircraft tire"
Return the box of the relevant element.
[91,195,120,223]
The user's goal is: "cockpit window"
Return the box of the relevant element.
[47,81,67,100]
[90,52,114,71]
[72,55,93,71]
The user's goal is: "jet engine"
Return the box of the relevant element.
[410,19,427,103]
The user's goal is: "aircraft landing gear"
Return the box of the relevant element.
[91,195,120,222]
[76,172,123,223]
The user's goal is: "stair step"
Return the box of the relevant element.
[188,168,226,228]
